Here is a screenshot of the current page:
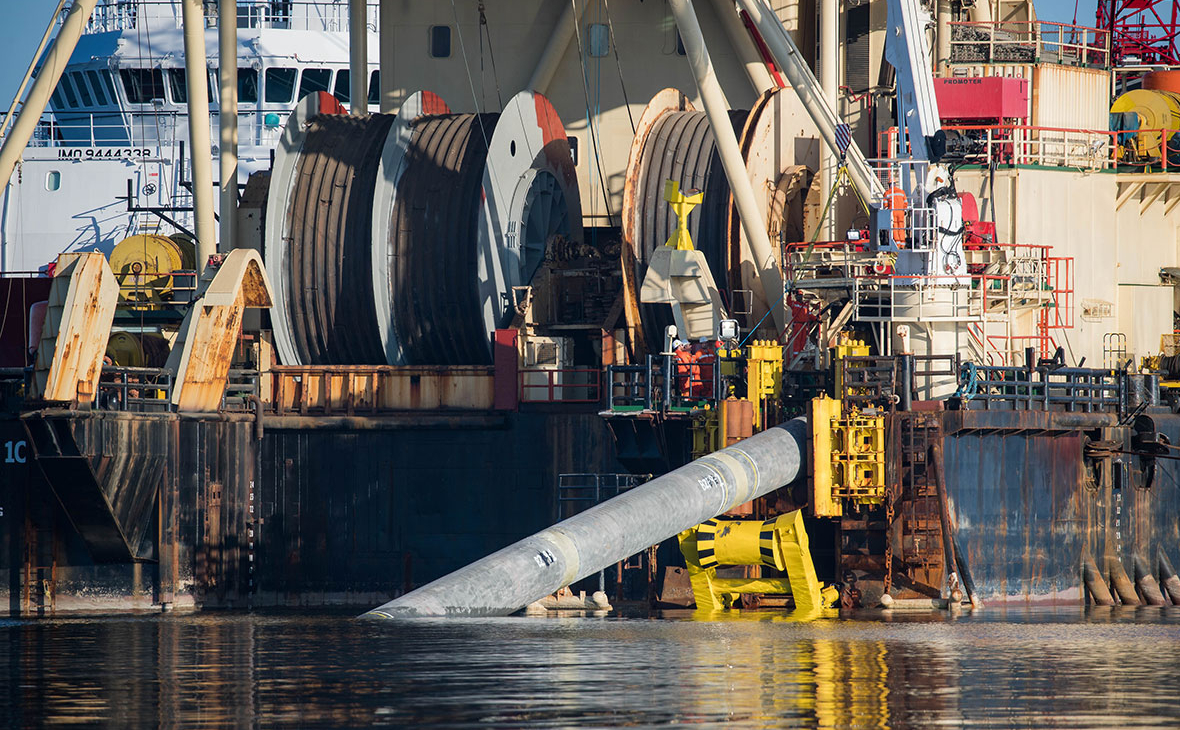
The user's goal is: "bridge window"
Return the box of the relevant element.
[238,68,259,104]
[50,86,64,109]
[334,69,350,103]
[297,68,332,100]
[46,171,61,192]
[121,68,166,104]
[60,75,80,108]
[85,70,108,106]
[369,70,379,105]
[166,69,213,104]
[430,26,451,58]
[265,67,297,103]
[97,70,119,104]
[71,72,94,107]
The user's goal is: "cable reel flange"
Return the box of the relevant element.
[371,90,451,365]
[264,91,350,367]
[622,88,749,347]
[479,90,582,349]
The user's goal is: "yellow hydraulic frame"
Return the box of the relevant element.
[810,394,886,518]
[678,510,838,611]
[746,339,782,430]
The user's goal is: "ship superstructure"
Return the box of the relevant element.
[1,0,1179,616]
[1,0,381,272]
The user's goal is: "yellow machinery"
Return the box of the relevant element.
[747,339,783,430]
[678,509,838,611]
[832,332,870,398]
[810,394,886,519]
[105,331,171,367]
[1110,89,1180,159]
[109,234,196,307]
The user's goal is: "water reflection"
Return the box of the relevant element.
[2,607,1179,728]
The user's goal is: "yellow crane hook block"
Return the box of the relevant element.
[678,509,838,612]
[662,179,703,251]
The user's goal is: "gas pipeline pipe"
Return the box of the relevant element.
[364,418,808,618]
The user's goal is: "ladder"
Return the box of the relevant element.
[887,411,946,596]
[22,515,56,616]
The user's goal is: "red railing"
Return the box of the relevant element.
[519,368,602,404]
[942,124,1176,170]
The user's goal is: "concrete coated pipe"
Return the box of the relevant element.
[364,418,808,617]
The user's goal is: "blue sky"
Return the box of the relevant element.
[0,0,1097,114]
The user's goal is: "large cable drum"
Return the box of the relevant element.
[622,88,820,348]
[266,90,581,366]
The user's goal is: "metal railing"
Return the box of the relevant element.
[942,124,1180,170]
[97,365,173,412]
[76,1,379,34]
[949,21,1111,67]
[838,354,959,409]
[607,353,735,413]
[786,241,1057,324]
[116,269,199,310]
[26,110,289,150]
[952,362,1148,413]
[519,368,603,404]
[222,369,260,411]
[556,473,651,521]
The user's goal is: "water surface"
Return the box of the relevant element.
[3,607,1178,728]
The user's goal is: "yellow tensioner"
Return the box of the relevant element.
[663,179,703,251]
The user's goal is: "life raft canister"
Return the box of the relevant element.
[884,185,908,245]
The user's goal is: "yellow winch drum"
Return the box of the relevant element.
[105,331,171,367]
[108,234,196,303]
[1110,89,1180,159]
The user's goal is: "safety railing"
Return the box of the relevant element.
[75,0,380,34]
[839,354,959,409]
[97,366,173,412]
[222,369,260,412]
[948,21,1111,67]
[116,269,199,310]
[951,361,1153,413]
[786,241,1059,327]
[26,110,289,150]
[519,368,603,404]
[607,352,737,414]
[556,473,652,521]
[606,360,658,411]
[30,112,174,149]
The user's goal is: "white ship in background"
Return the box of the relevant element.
[1,0,379,273]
